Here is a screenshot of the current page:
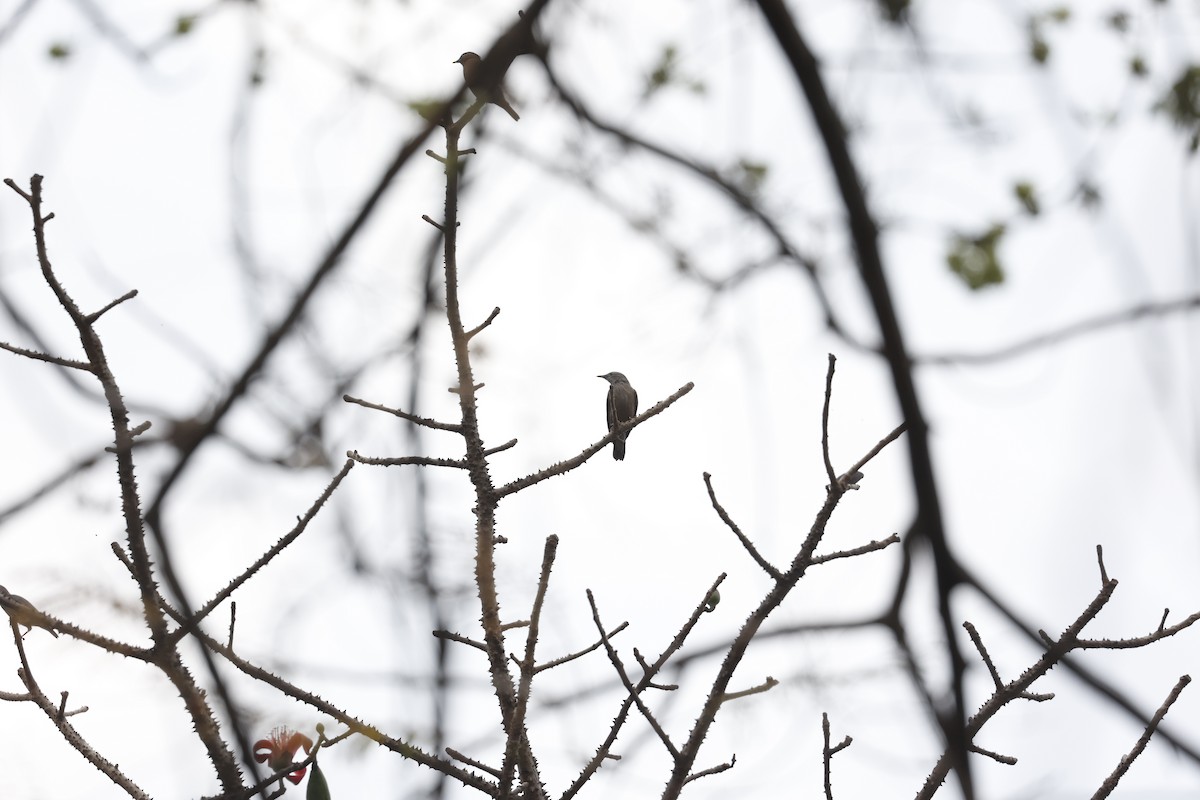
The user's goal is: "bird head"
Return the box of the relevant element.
[455,52,481,74]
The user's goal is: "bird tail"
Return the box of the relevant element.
[612,438,625,460]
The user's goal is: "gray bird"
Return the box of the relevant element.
[599,372,638,461]
[455,51,520,121]
[0,585,58,638]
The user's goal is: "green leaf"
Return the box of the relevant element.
[47,42,71,60]
[645,45,677,97]
[729,159,768,199]
[307,762,331,800]
[174,15,198,36]
[1156,65,1200,130]
[704,589,720,613]
[1013,181,1039,216]
[408,99,450,124]
[946,224,1006,290]
[642,44,705,100]
[1029,32,1050,65]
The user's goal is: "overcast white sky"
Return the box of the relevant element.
[0,1,1199,798]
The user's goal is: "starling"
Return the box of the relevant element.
[599,372,638,460]
[455,51,520,121]
[0,585,58,637]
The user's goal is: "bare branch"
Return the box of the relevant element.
[703,472,781,580]
[494,381,695,498]
[918,295,1200,367]
[916,569,1120,798]
[168,458,356,645]
[466,306,501,339]
[821,354,838,488]
[433,629,487,652]
[534,621,628,674]
[823,713,852,800]
[347,450,468,468]
[1091,675,1191,800]
[810,534,900,565]
[563,574,726,800]
[9,628,152,799]
[483,438,518,456]
[1076,610,1200,649]
[446,747,501,779]
[683,754,736,785]
[343,394,463,432]
[503,535,559,793]
[588,590,680,759]
[969,743,1016,765]
[720,676,778,703]
[963,621,1003,690]
[85,288,138,323]
[840,422,906,487]
[0,339,93,371]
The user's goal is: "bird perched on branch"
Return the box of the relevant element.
[0,585,58,638]
[455,51,520,121]
[599,372,638,460]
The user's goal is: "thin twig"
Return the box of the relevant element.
[823,712,852,800]
[963,621,1003,689]
[588,591,680,759]
[343,394,463,432]
[821,354,838,488]
[0,340,93,370]
[466,307,501,339]
[810,534,900,565]
[534,621,629,674]
[841,422,906,484]
[347,451,468,468]
[446,748,501,778]
[703,472,781,581]
[969,743,1016,765]
[502,535,559,793]
[683,754,736,785]
[1091,675,1191,800]
[917,296,1200,366]
[85,288,138,323]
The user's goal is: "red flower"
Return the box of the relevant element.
[253,727,313,785]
